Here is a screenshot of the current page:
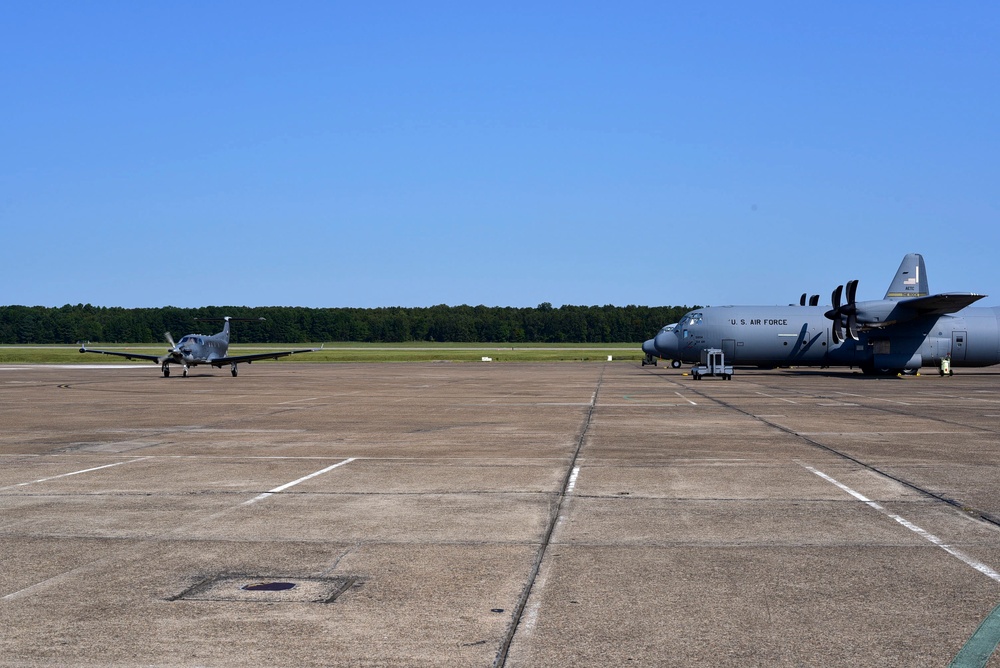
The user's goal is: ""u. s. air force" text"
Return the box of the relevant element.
[730,318,788,326]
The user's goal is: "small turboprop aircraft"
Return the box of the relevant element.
[80,317,321,377]
[643,253,1000,375]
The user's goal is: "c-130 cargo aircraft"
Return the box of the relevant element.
[80,316,320,377]
[643,253,999,375]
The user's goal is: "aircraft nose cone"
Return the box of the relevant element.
[653,330,678,358]
[642,339,659,357]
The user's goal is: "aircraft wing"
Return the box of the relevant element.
[210,347,322,366]
[898,292,987,316]
[79,345,162,363]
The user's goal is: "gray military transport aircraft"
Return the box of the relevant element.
[643,253,999,375]
[80,317,320,377]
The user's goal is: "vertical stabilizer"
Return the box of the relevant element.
[884,253,929,299]
[221,316,231,344]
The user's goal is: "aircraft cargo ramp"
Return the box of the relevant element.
[2,362,1000,666]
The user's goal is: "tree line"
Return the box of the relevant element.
[0,303,699,345]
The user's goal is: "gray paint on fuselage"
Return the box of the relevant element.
[673,305,834,366]
[658,304,1000,370]
[648,253,1000,373]
[80,316,321,377]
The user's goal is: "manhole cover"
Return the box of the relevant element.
[171,575,358,604]
[243,581,296,592]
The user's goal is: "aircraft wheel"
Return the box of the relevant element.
[231,366,238,377]
[182,368,188,378]
[162,367,170,378]
[671,360,682,369]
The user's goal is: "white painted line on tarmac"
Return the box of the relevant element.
[602,403,687,407]
[460,402,593,406]
[871,397,913,406]
[566,466,580,493]
[243,457,356,505]
[804,465,1000,583]
[0,458,148,491]
[756,392,798,404]
[675,392,697,406]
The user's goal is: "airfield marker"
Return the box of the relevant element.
[244,457,356,505]
[3,458,147,490]
[803,465,1000,583]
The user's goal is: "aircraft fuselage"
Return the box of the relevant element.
[651,305,1000,373]
[176,333,229,364]
[80,316,320,377]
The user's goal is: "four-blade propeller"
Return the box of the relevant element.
[799,293,820,306]
[824,279,860,344]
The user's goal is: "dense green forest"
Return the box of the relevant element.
[0,304,697,345]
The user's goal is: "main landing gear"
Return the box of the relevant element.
[162,362,241,377]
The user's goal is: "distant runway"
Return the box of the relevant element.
[2,363,1000,666]
[0,364,151,370]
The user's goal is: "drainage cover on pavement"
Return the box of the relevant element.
[171,575,358,604]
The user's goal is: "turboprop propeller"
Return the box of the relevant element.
[824,279,859,344]
[157,332,185,364]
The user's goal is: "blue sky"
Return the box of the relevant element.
[3,3,998,309]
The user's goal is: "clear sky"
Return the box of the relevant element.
[3,2,998,309]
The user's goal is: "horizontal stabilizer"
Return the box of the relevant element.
[897,292,987,316]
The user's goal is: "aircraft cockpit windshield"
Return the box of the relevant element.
[681,312,702,339]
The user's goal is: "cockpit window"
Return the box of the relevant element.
[685,313,703,326]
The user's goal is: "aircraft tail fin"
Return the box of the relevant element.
[196,316,262,344]
[884,253,929,299]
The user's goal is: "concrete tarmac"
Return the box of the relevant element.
[2,362,1000,667]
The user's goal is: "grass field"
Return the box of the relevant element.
[0,343,646,364]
